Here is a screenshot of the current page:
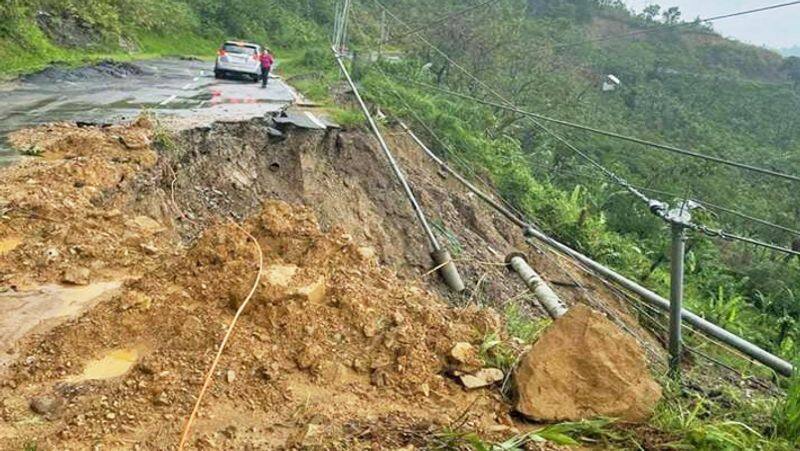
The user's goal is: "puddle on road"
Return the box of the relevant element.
[0,281,122,368]
[0,236,21,255]
[71,348,141,382]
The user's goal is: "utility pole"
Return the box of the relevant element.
[667,202,691,381]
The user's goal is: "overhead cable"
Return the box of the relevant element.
[384,0,502,43]
[635,186,800,237]
[366,0,800,258]
[368,0,660,209]
[409,81,800,183]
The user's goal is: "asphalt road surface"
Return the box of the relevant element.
[0,59,298,165]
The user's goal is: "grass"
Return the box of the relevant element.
[0,26,218,78]
[773,368,800,446]
[435,418,633,450]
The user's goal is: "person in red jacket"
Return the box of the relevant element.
[259,48,274,88]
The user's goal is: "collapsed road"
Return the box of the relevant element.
[0,58,311,165]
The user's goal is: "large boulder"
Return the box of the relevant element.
[514,305,662,423]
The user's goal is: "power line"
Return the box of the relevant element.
[384,0,501,43]
[408,81,800,183]
[367,0,660,210]
[548,165,800,237]
[361,1,800,257]
[548,1,800,52]
[635,186,800,237]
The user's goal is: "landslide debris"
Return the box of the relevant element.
[0,199,515,449]
[514,305,662,423]
[0,118,171,289]
[0,116,669,448]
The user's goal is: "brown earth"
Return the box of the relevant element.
[0,115,670,448]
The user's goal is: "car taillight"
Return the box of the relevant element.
[217,49,227,57]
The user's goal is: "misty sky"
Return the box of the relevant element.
[624,0,800,49]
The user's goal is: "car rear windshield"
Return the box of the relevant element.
[222,44,257,55]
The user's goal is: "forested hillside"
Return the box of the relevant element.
[3,0,800,385]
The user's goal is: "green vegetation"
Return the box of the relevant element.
[436,418,631,450]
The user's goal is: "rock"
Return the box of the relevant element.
[514,305,662,423]
[128,216,165,235]
[263,264,298,287]
[139,243,159,255]
[449,342,482,372]
[105,412,116,420]
[30,395,62,415]
[356,246,376,261]
[293,276,326,303]
[153,392,170,406]
[459,368,504,389]
[286,423,320,448]
[62,267,91,285]
[226,370,236,384]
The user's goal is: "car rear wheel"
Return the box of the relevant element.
[214,70,224,79]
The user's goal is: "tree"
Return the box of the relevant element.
[642,4,660,21]
[662,6,681,24]
[783,56,800,87]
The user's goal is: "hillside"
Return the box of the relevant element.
[2,0,800,449]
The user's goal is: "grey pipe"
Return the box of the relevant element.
[332,49,465,293]
[506,253,568,319]
[405,125,793,376]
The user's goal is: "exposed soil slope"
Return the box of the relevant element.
[0,115,666,449]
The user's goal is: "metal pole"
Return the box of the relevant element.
[407,134,794,376]
[332,49,465,293]
[506,253,568,319]
[669,223,686,379]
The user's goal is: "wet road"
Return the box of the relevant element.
[0,59,298,165]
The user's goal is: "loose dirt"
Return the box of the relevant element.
[0,115,670,448]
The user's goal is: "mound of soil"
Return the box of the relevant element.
[514,305,662,423]
[0,200,514,449]
[1,118,171,289]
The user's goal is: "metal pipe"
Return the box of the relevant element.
[506,253,568,319]
[333,49,440,251]
[407,132,793,375]
[332,49,465,293]
[669,223,687,379]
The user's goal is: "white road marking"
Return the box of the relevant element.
[182,83,193,90]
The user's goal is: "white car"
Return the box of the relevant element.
[214,41,262,82]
